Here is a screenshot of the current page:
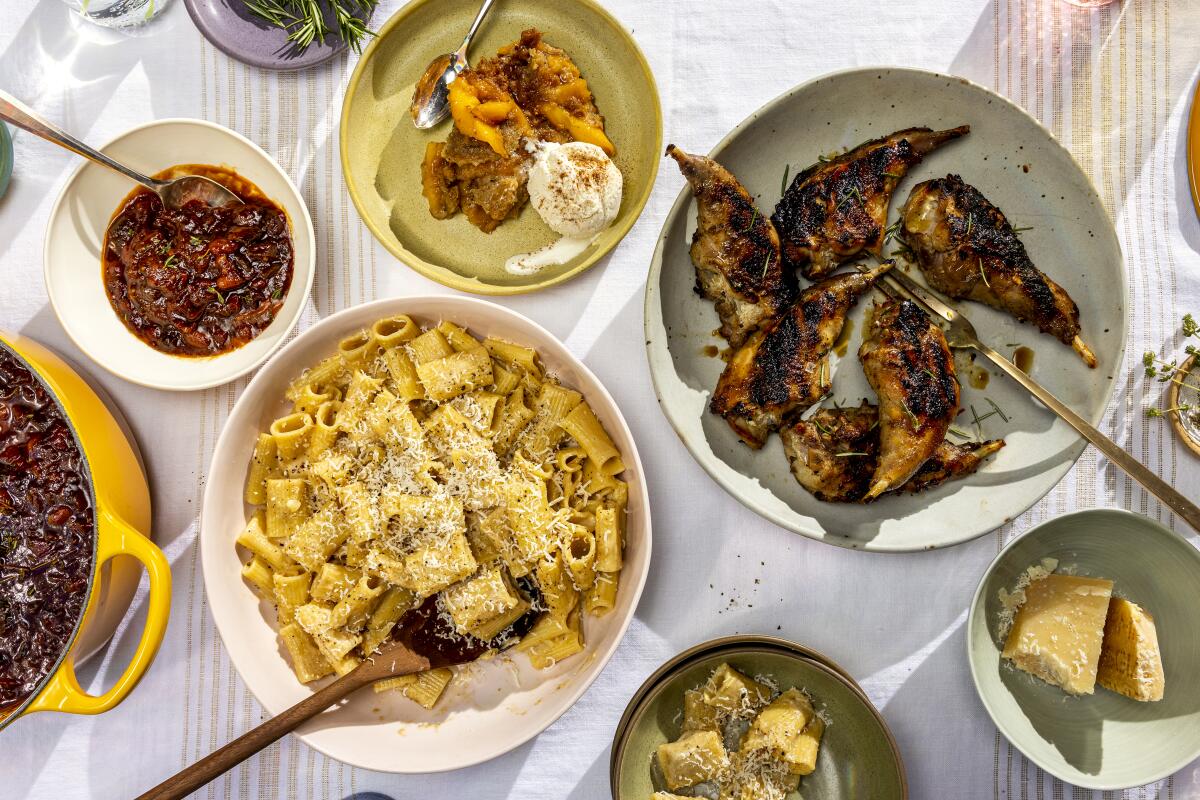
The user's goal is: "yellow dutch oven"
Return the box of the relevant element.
[0,332,170,728]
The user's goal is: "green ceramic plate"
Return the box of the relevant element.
[340,0,661,295]
[968,508,1200,790]
[612,646,907,799]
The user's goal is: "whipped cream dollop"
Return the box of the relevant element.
[527,141,623,237]
[505,141,623,276]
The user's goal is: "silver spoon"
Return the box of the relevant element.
[0,89,241,209]
[409,0,498,129]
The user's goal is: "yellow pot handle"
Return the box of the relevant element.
[26,508,171,715]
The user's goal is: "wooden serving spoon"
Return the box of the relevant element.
[137,595,543,800]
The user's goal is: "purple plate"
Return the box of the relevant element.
[183,0,374,71]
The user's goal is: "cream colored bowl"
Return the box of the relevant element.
[44,118,315,391]
[200,295,651,772]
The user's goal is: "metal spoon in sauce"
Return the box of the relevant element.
[0,89,241,209]
[409,0,498,129]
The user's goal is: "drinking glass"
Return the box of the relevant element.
[59,0,172,29]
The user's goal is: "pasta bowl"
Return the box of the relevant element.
[200,295,651,772]
[610,638,907,799]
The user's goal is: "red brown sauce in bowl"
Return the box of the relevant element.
[0,346,94,715]
[102,165,294,357]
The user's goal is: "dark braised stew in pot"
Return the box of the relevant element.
[102,164,294,357]
[0,346,94,715]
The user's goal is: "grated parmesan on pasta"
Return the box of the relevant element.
[235,315,630,709]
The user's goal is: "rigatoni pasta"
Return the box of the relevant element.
[235,314,630,710]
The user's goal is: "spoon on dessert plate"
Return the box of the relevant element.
[0,89,241,209]
[409,0,498,128]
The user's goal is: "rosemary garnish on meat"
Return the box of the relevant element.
[760,253,774,281]
[742,208,759,232]
[900,400,920,428]
[834,451,869,457]
[780,165,791,195]
[883,218,903,245]
[977,257,990,288]
[835,187,863,211]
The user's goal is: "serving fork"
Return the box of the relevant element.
[869,266,1200,533]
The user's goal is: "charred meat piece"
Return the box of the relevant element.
[772,126,968,279]
[667,145,796,348]
[781,403,1004,502]
[901,174,1097,367]
[710,263,891,448]
[858,298,960,499]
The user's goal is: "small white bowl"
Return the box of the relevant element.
[200,295,652,772]
[43,118,315,391]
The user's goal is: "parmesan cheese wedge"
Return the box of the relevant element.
[1097,597,1165,702]
[1001,573,1113,695]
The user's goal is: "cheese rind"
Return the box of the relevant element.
[1097,597,1165,702]
[1001,573,1113,695]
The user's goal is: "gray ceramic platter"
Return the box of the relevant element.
[646,67,1127,552]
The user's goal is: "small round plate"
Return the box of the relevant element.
[611,644,906,799]
[183,0,371,71]
[340,0,662,294]
[43,118,316,391]
[967,508,1200,790]
[646,67,1127,552]
[201,295,652,772]
[1167,354,1200,457]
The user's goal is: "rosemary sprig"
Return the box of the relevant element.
[834,451,869,457]
[1012,225,1034,233]
[965,214,973,238]
[883,218,903,245]
[985,397,1010,423]
[760,253,774,281]
[947,425,973,440]
[977,257,990,288]
[163,254,178,269]
[243,0,379,55]
[780,164,791,196]
[836,186,863,210]
[900,400,920,428]
[208,286,227,304]
[742,208,758,233]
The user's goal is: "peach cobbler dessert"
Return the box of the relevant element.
[421,29,618,233]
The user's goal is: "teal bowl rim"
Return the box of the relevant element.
[0,122,12,199]
[966,507,1200,790]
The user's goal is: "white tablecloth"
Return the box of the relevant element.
[3,0,1199,796]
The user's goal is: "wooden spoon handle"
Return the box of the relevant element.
[135,671,368,800]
